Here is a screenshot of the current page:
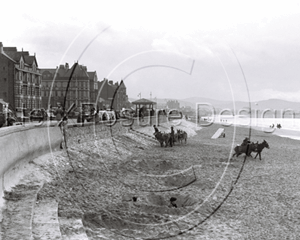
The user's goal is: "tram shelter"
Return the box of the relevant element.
[131,98,156,116]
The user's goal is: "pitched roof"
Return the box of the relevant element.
[119,80,126,88]
[41,63,89,79]
[24,55,37,65]
[1,51,16,63]
[3,47,38,66]
[5,51,29,61]
[87,71,96,79]
[131,98,156,104]
[64,63,89,78]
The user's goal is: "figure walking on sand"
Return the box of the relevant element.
[153,125,159,134]
[54,103,64,123]
[55,103,68,149]
[169,126,175,147]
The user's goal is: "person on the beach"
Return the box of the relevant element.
[139,107,144,121]
[55,103,68,149]
[169,126,175,147]
[241,137,250,146]
[58,114,68,149]
[153,125,159,134]
[54,103,64,122]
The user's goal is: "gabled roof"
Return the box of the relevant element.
[41,63,89,79]
[2,47,38,66]
[132,98,156,104]
[24,55,38,66]
[1,51,16,63]
[5,51,29,61]
[64,63,89,78]
[87,71,96,79]
[119,80,126,88]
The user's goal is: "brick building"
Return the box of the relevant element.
[40,62,98,109]
[0,42,41,113]
[97,79,130,110]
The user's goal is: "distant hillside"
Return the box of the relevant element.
[251,99,300,111]
[129,97,300,113]
[181,97,300,112]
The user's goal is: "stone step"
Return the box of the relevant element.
[58,217,88,240]
[32,199,62,239]
[1,183,43,240]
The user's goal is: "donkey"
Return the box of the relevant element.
[154,131,171,147]
[177,129,187,144]
[249,140,270,160]
[232,140,270,160]
[232,143,255,158]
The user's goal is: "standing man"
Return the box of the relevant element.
[54,103,64,123]
[3,105,8,126]
[55,103,67,149]
[169,126,175,147]
[153,125,159,134]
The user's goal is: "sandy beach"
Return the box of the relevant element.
[2,119,300,239]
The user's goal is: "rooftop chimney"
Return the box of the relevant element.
[0,42,3,54]
[109,80,113,85]
[65,63,69,69]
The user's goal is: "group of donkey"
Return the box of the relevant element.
[232,138,270,160]
[154,129,187,147]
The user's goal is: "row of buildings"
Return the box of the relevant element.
[0,42,130,114]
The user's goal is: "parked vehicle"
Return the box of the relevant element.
[98,110,116,121]
[29,109,47,122]
[77,103,97,123]
[120,108,134,119]
[0,113,5,128]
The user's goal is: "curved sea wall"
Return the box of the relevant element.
[0,114,168,208]
[0,125,62,204]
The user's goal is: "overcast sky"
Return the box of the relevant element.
[2,1,300,103]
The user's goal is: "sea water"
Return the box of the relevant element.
[217,116,300,140]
